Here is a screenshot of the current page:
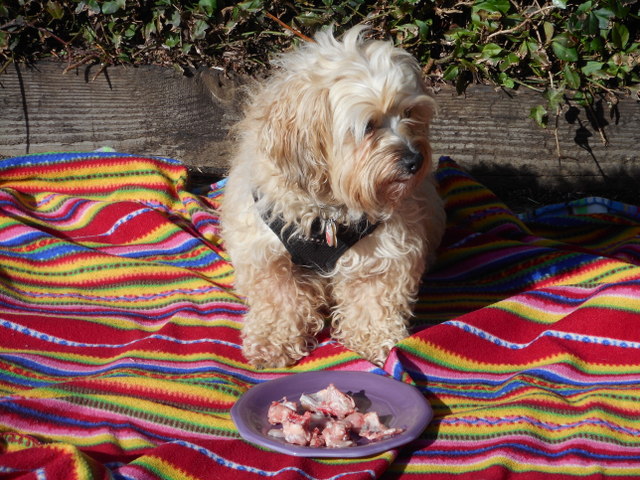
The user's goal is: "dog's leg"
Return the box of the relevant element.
[239,257,326,368]
[330,269,418,366]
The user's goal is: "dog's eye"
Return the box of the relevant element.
[364,121,375,136]
[403,107,413,118]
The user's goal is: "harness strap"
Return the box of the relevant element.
[257,200,378,273]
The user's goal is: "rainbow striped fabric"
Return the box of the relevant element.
[1,152,640,479]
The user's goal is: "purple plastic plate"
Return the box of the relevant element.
[231,371,432,457]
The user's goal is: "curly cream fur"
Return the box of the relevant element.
[220,26,446,368]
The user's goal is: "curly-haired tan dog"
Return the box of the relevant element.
[221,26,446,368]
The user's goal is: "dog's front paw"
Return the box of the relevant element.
[242,334,312,369]
[332,306,409,367]
[338,327,408,367]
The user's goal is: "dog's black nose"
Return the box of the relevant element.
[400,151,424,175]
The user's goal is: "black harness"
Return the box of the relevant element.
[257,200,378,273]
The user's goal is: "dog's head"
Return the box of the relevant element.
[253,25,436,220]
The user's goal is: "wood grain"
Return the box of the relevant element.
[0,61,242,170]
[1,60,638,205]
[431,83,640,181]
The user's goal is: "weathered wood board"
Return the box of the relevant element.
[1,60,638,207]
[0,61,243,170]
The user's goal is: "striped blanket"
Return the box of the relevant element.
[1,152,640,479]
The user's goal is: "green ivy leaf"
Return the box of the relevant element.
[529,104,548,128]
[198,0,217,16]
[576,2,593,15]
[191,19,209,40]
[592,8,614,29]
[611,24,630,50]
[605,62,621,77]
[111,32,122,49]
[414,19,431,41]
[552,34,578,62]
[563,64,581,89]
[572,90,594,107]
[473,0,511,15]
[46,1,64,20]
[395,23,420,43]
[442,64,459,81]
[76,0,100,14]
[544,86,565,111]
[143,20,157,40]
[582,61,604,76]
[552,43,578,62]
[124,24,137,38]
[499,52,519,71]
[584,12,600,36]
[168,10,181,28]
[481,42,502,59]
[543,22,554,44]
[585,36,603,53]
[236,0,263,12]
[101,0,125,15]
[498,72,514,88]
[164,33,180,48]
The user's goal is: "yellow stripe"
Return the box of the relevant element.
[393,456,640,475]
[132,456,202,480]
[399,337,640,375]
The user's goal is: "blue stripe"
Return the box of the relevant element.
[0,152,183,169]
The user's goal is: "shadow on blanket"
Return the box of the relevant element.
[1,152,640,479]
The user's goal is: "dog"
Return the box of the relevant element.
[220,25,446,368]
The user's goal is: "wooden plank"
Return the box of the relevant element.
[431,83,640,181]
[430,84,640,208]
[0,60,242,172]
[1,60,638,206]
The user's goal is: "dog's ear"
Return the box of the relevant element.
[258,80,332,195]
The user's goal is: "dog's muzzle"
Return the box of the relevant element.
[400,151,424,175]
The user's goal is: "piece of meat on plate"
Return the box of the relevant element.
[321,419,354,448]
[267,397,298,425]
[267,410,314,446]
[353,411,404,441]
[300,383,356,418]
[309,426,325,447]
[281,411,313,446]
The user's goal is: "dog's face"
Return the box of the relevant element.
[257,26,435,220]
[329,69,435,219]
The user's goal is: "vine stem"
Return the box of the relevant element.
[0,57,12,76]
[554,106,562,160]
[264,12,314,43]
[486,5,556,41]
[62,54,99,74]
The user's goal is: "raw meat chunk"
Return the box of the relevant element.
[267,397,297,425]
[281,411,313,445]
[321,419,354,448]
[308,427,325,447]
[359,412,404,441]
[265,384,404,448]
[299,383,356,418]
